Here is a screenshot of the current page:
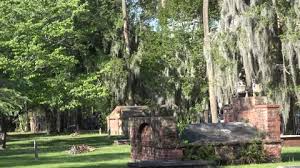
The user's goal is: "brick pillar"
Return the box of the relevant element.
[255,105,282,161]
[224,97,282,161]
[223,106,234,123]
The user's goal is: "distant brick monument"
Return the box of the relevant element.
[106,106,149,136]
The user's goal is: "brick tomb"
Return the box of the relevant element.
[128,96,282,166]
[129,117,182,161]
[224,97,282,161]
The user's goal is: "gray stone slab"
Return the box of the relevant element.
[181,122,261,145]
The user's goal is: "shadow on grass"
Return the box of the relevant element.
[8,133,49,142]
[60,163,127,168]
[0,152,129,168]
[282,152,300,162]
[0,133,130,168]
[8,130,105,141]
[5,133,123,153]
[0,138,111,156]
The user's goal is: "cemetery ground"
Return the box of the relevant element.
[1,133,300,168]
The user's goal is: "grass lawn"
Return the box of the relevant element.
[0,132,130,168]
[2,132,300,168]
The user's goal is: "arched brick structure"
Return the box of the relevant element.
[136,123,155,160]
[139,123,152,145]
[129,117,183,161]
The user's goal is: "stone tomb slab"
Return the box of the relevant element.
[181,122,261,144]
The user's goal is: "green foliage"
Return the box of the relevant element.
[183,144,218,161]
[0,88,28,116]
[0,0,122,122]
[0,0,218,131]
[183,142,266,165]
[239,142,266,164]
[0,0,86,108]
[138,0,210,127]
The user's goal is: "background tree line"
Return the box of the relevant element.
[0,0,217,140]
[0,0,299,148]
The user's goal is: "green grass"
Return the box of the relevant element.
[0,132,130,168]
[2,132,300,168]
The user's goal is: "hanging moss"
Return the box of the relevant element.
[211,0,300,128]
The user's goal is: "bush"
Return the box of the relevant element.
[182,141,266,165]
[183,144,218,162]
[239,142,266,164]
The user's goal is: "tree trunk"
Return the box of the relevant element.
[204,110,209,123]
[25,112,30,132]
[62,112,67,132]
[56,110,61,133]
[46,111,52,135]
[75,108,82,132]
[127,74,134,105]
[45,107,56,135]
[0,115,7,149]
[122,0,130,57]
[122,0,135,105]
[161,0,166,8]
[203,0,218,123]
[30,112,38,133]
[2,131,7,149]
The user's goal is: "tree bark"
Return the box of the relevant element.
[45,107,56,135]
[203,0,218,123]
[122,0,135,105]
[56,110,61,133]
[25,112,30,132]
[204,110,209,123]
[74,108,82,132]
[0,115,7,149]
[161,0,166,8]
[122,0,130,57]
[30,112,38,133]
[2,131,7,149]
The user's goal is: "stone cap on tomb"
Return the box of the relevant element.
[181,122,262,145]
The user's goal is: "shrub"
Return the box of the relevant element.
[182,141,266,165]
[239,142,266,164]
[183,144,219,162]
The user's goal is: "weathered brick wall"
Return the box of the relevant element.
[129,117,183,161]
[107,119,122,135]
[224,97,282,161]
[281,136,300,147]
